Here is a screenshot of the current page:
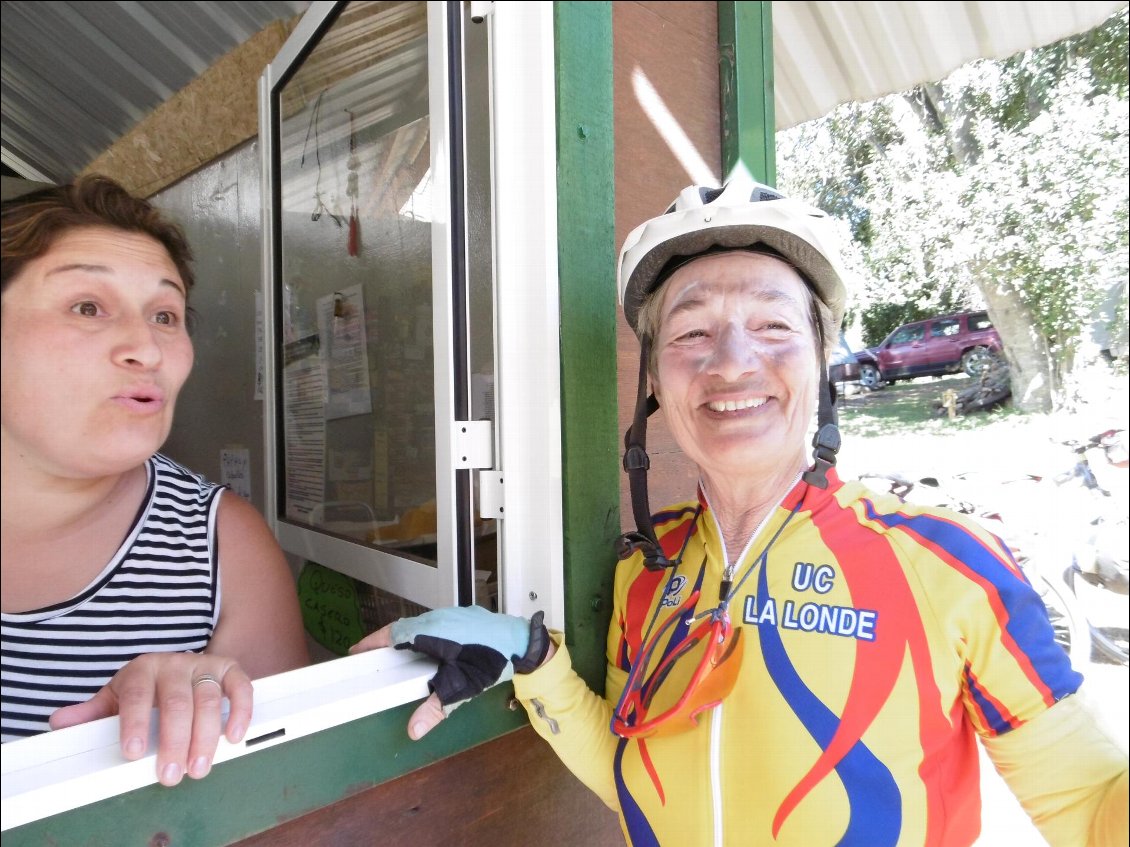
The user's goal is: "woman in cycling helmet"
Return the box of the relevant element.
[354,178,1127,847]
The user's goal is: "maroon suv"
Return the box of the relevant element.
[855,310,1002,388]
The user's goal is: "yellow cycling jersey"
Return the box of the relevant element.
[514,470,1125,846]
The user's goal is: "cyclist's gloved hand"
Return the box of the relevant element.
[390,606,550,710]
[350,606,550,738]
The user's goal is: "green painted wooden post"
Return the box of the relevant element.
[718,1,776,185]
[554,0,619,692]
[3,4,617,846]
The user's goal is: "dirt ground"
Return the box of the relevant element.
[836,371,1129,483]
[835,370,1129,846]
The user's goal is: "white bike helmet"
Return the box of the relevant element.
[617,178,848,336]
[617,179,848,569]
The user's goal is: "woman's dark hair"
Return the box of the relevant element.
[1,175,195,298]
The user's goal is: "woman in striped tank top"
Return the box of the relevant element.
[1,176,308,786]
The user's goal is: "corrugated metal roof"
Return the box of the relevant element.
[773,1,1128,131]
[1,1,1126,185]
[0,0,311,183]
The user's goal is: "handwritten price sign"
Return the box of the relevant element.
[297,561,366,656]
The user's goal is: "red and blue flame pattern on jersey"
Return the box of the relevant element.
[605,471,1082,845]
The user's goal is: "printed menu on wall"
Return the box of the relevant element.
[317,284,373,420]
[283,335,327,523]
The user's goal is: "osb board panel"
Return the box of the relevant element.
[230,725,624,846]
[614,1,721,525]
[81,19,298,199]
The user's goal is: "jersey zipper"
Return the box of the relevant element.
[704,472,802,845]
[710,702,724,845]
[709,472,802,598]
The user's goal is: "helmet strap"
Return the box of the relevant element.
[803,322,841,489]
[617,334,672,570]
[619,328,842,568]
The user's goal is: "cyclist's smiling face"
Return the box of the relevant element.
[652,251,818,485]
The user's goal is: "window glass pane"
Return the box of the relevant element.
[277,1,437,565]
[891,325,924,344]
[932,318,960,337]
[970,312,993,331]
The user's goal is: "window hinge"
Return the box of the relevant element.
[478,470,505,520]
[454,420,493,469]
[469,2,494,23]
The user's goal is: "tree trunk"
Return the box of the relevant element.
[978,276,1056,412]
[906,85,1058,413]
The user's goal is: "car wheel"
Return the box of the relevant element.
[859,364,883,389]
[962,346,995,377]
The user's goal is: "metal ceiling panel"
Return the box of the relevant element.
[0,0,311,182]
[1,1,1126,185]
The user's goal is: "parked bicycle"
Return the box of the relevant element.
[1051,430,1128,665]
[855,431,1129,669]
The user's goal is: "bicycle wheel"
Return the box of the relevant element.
[1029,566,1092,670]
[1065,566,1129,666]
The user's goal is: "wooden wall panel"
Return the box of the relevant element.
[614,2,722,525]
[232,726,623,846]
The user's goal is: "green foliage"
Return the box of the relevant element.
[859,302,930,347]
[958,66,1129,358]
[778,6,1129,399]
[1082,7,1130,98]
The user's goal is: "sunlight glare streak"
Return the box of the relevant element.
[631,67,718,187]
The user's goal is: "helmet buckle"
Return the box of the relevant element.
[623,444,650,472]
[616,531,672,570]
[802,423,841,489]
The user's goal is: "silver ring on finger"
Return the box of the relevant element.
[192,673,223,691]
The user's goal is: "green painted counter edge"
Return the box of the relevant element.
[4,690,522,847]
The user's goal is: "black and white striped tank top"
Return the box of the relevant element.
[1,454,224,742]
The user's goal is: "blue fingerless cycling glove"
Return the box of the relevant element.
[390,606,550,710]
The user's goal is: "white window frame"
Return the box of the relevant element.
[260,1,460,609]
[489,1,564,627]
